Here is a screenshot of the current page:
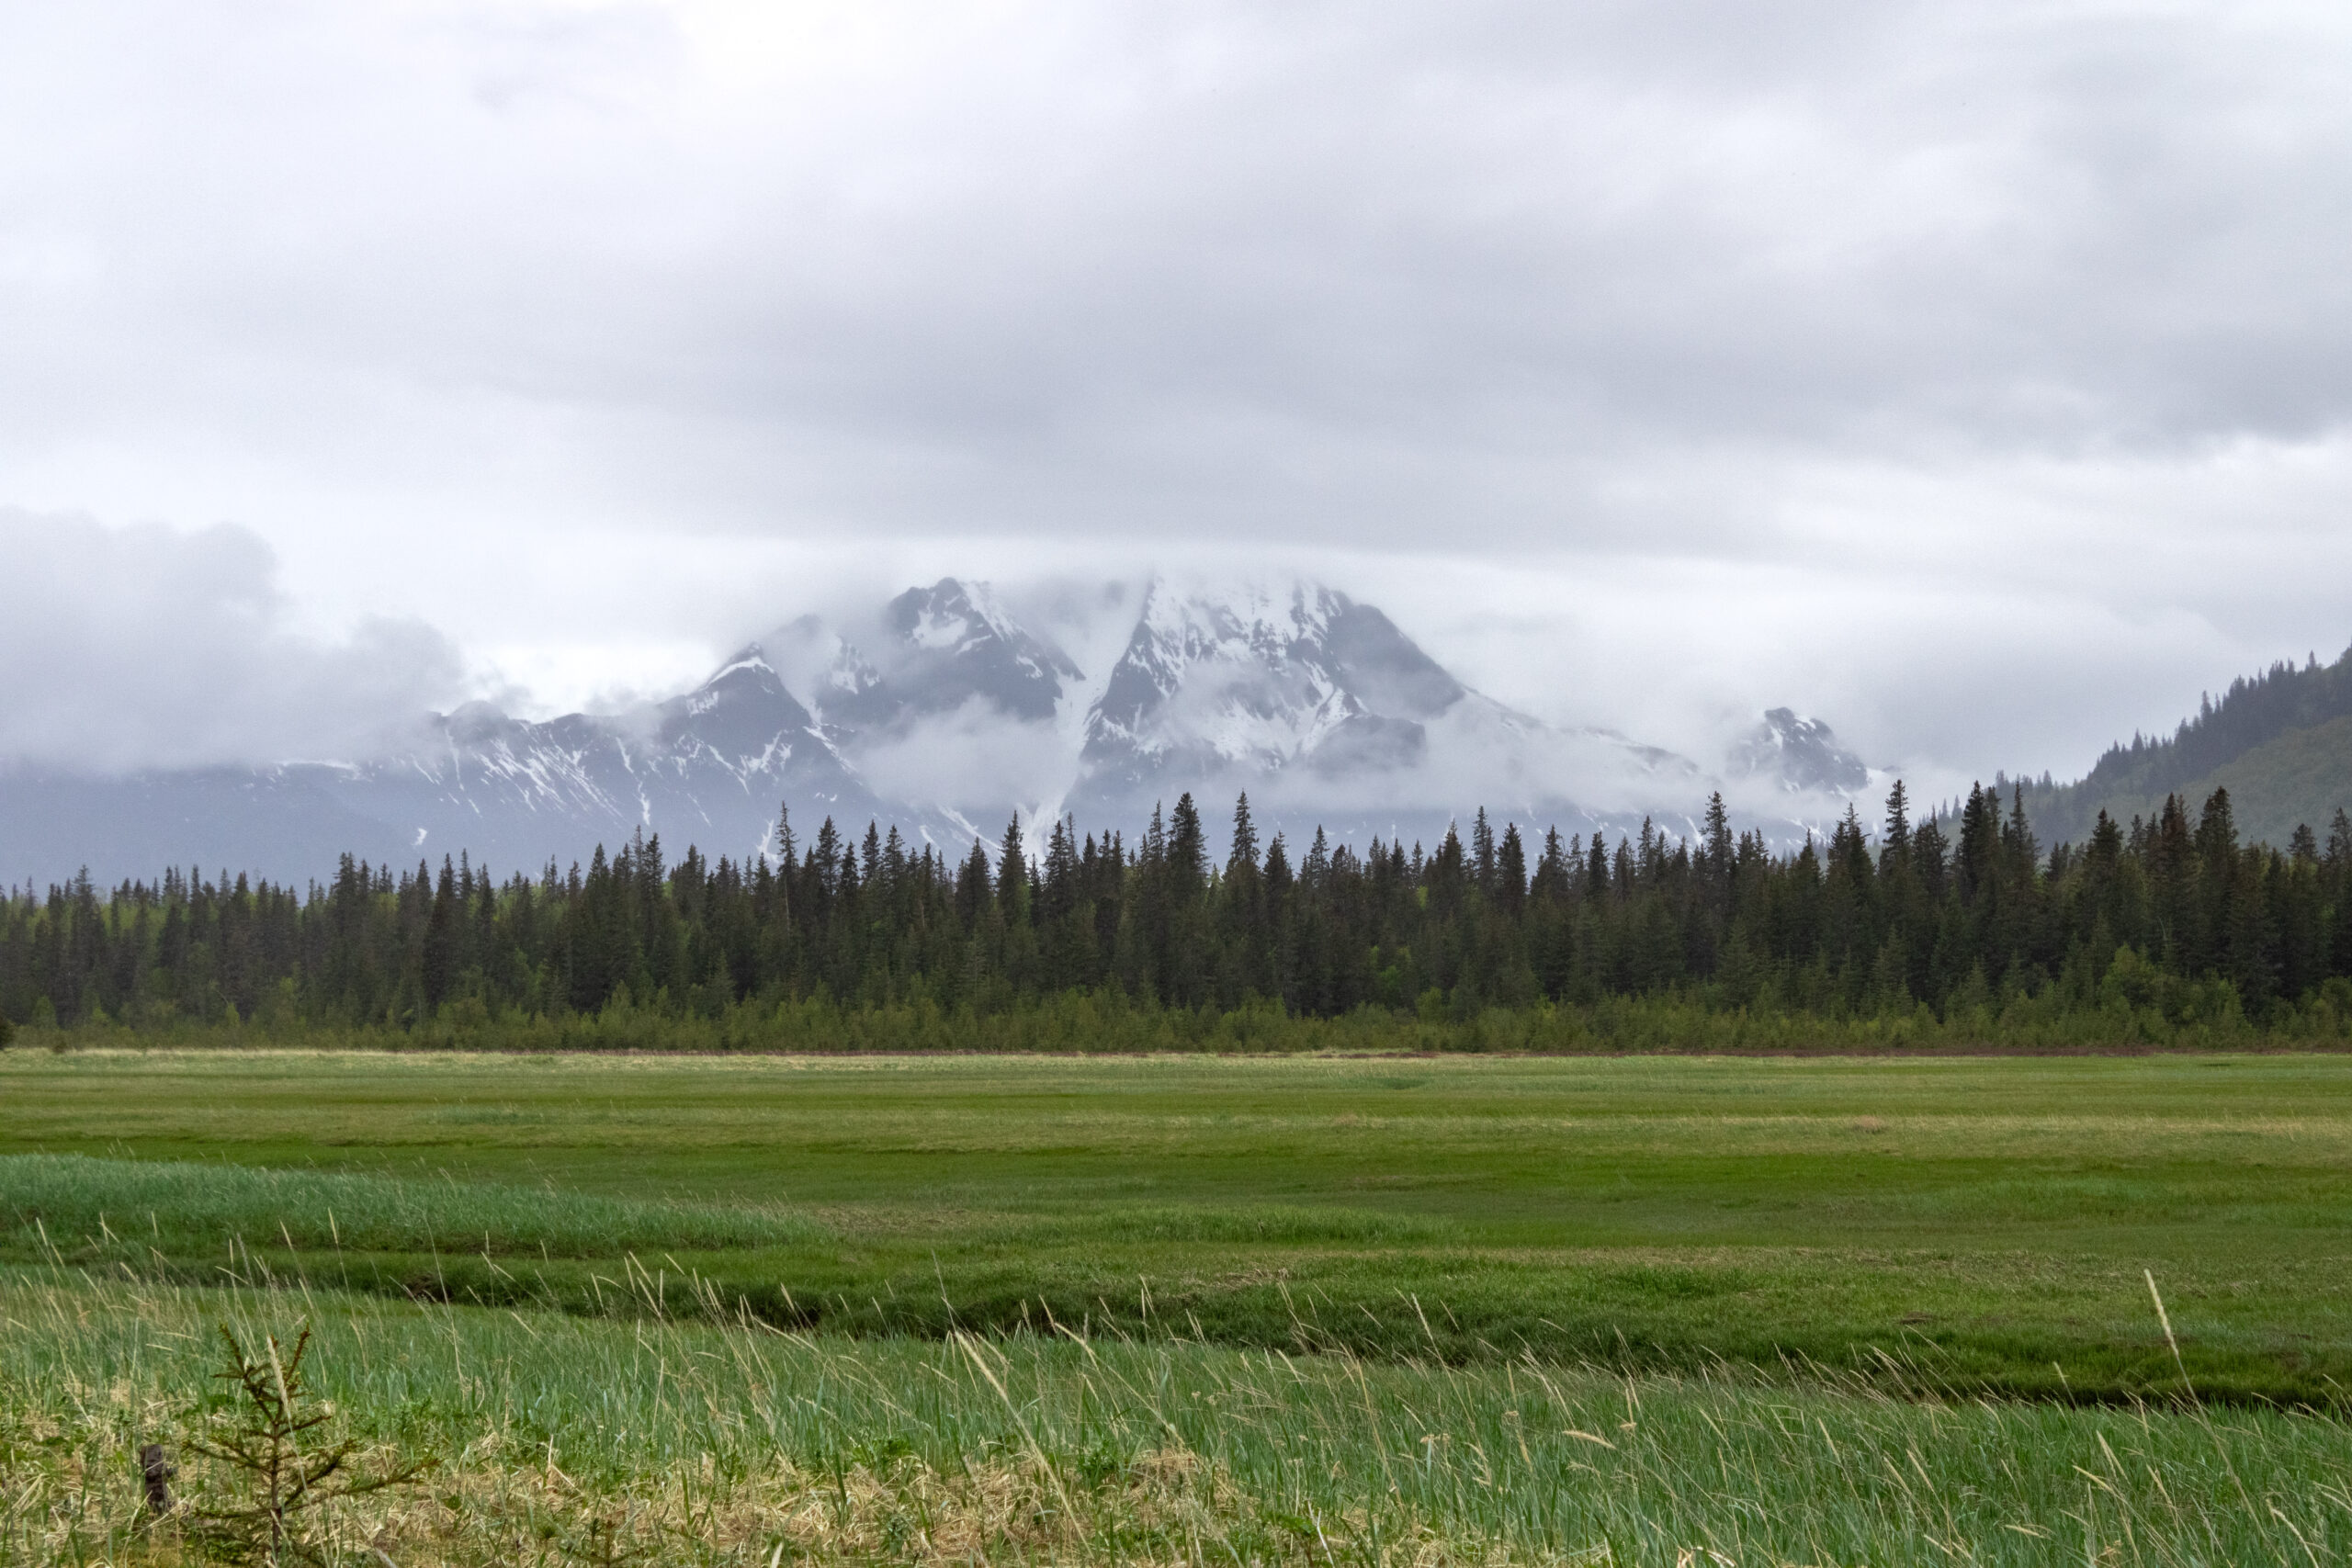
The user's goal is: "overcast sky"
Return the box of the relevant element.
[5,0,2350,790]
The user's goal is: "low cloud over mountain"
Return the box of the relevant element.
[0,568,1878,884]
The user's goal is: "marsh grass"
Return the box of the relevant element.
[14,1054,2352,1405]
[0,1156,2238,1411]
[0,1154,824,1261]
[4,1269,2350,1566]
[1006,1203,1453,1247]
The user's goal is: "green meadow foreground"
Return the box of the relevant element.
[9,1272,2352,1567]
[6,1048,2352,1562]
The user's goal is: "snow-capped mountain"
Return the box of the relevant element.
[321,645,882,869]
[1077,581,1458,804]
[1065,578,1703,849]
[1727,707,1871,796]
[807,579,1084,740]
[342,646,888,867]
[0,573,1863,885]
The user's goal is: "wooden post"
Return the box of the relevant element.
[139,1443,175,1515]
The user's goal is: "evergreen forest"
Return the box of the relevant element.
[7,783,2352,1052]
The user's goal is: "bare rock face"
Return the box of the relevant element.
[1727,708,1871,795]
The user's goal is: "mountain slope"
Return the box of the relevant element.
[3,649,890,884]
[327,648,882,869]
[2189,716,2352,848]
[2019,644,2352,848]
[0,766,410,887]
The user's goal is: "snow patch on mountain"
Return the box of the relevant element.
[1727,707,1871,795]
[1080,579,1441,795]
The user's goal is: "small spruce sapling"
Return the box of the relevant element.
[191,1321,431,1565]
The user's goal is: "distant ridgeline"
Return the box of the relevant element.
[2016,643,2352,852]
[5,780,2352,1049]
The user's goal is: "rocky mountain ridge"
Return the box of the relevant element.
[0,576,1869,884]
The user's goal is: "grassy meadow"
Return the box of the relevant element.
[5,1046,2352,1562]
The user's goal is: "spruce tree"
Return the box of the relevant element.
[1497,823,1527,916]
[955,840,994,931]
[2329,808,2352,979]
[1532,827,1568,905]
[1302,826,1331,891]
[1702,794,1732,878]
[1168,794,1208,898]
[1227,793,1259,878]
[421,856,458,1012]
[1880,781,1911,869]
[998,816,1028,917]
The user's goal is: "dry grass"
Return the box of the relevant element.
[10,1430,1596,1567]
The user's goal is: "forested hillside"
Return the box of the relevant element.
[2021,644,2352,849]
[6,780,2352,1047]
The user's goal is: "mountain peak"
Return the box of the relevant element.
[1727,708,1869,795]
[886,578,1080,686]
[1075,577,1484,810]
[810,578,1081,742]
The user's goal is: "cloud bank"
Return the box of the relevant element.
[0,512,464,773]
[3,2,2349,785]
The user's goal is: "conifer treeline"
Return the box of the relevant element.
[5,784,2352,1036]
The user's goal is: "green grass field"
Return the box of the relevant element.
[8,1049,2352,1402]
[5,1047,2352,1563]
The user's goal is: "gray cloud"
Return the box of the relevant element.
[851,705,1076,825]
[0,511,464,773]
[1,2,2348,786]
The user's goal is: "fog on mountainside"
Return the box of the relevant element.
[14,558,2343,893]
[0,575,1875,886]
